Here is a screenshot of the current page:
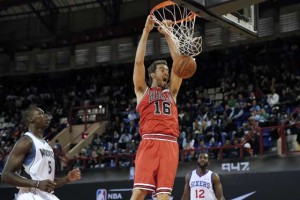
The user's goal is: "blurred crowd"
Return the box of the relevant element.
[1,35,300,172]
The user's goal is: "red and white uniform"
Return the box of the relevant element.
[189,170,216,200]
[134,87,179,195]
[137,87,179,137]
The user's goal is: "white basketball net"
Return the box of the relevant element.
[151,2,202,57]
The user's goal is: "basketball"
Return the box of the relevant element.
[172,56,197,79]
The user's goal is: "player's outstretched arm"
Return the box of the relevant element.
[181,172,191,200]
[213,173,225,200]
[54,168,81,188]
[158,22,182,100]
[133,15,154,101]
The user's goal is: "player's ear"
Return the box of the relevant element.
[150,72,155,79]
[28,117,34,123]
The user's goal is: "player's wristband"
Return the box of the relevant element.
[35,180,40,188]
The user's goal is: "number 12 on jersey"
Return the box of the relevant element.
[195,189,205,198]
[154,101,171,115]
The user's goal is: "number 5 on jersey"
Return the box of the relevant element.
[48,161,52,174]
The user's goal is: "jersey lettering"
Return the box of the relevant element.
[190,180,211,189]
[149,90,173,102]
[40,149,54,158]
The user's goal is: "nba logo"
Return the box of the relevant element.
[96,189,107,200]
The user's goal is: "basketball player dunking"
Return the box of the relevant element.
[1,106,81,200]
[181,153,225,200]
[130,15,183,200]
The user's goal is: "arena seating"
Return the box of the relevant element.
[0,35,300,171]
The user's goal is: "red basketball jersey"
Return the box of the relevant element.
[136,87,179,138]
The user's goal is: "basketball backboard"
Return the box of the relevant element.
[172,0,267,38]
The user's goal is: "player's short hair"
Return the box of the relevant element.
[22,106,38,126]
[199,152,210,159]
[147,60,168,84]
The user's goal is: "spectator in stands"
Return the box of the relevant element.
[223,104,232,119]
[181,133,195,162]
[221,139,233,158]
[227,94,237,108]
[267,114,279,142]
[192,119,204,140]
[267,88,280,108]
[204,117,221,143]
[214,103,225,116]
[181,111,193,128]
[237,93,247,109]
[284,115,298,151]
[247,92,256,105]
[202,93,213,107]
[280,88,293,103]
[118,131,132,150]
[198,139,209,155]
[54,139,63,153]
[127,108,138,122]
[209,138,219,159]
[250,109,261,123]
[221,118,238,145]
[243,142,254,157]
[260,76,271,95]
[230,138,240,158]
[71,153,83,169]
[128,120,137,135]
[258,108,270,126]
[53,140,64,171]
[249,100,261,112]
[244,118,260,155]
[131,128,141,146]
[200,106,213,122]
[91,133,101,148]
[88,150,100,169]
[111,130,120,151]
[118,122,127,134]
[229,102,244,122]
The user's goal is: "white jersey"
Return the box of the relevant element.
[23,132,55,181]
[189,170,216,200]
[16,132,58,200]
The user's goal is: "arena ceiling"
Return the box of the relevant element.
[0,0,141,53]
[0,0,298,54]
[0,0,298,20]
[0,0,125,25]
